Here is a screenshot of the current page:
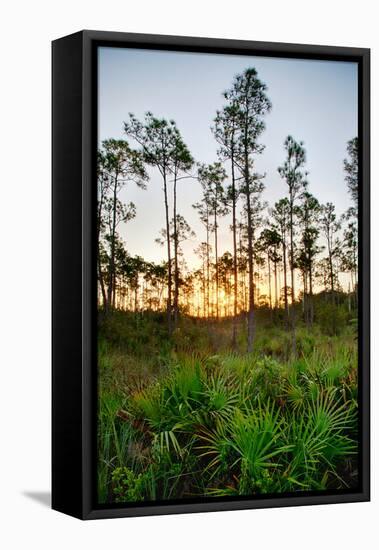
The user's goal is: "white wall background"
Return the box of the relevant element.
[0,1,376,548]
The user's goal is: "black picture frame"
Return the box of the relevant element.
[52,30,370,520]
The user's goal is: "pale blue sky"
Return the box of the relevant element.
[98,47,358,268]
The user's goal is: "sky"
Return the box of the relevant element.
[98,46,358,270]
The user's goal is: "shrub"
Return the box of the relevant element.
[316,303,350,336]
[112,467,147,502]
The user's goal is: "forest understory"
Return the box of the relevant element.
[97,304,358,504]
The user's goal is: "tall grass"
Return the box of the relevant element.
[97,313,358,503]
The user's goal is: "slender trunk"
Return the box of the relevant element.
[289,199,296,354]
[244,272,248,313]
[240,103,255,351]
[206,214,210,319]
[202,257,206,318]
[282,234,289,325]
[134,278,138,312]
[97,188,107,308]
[267,251,272,321]
[163,170,172,335]
[303,272,308,328]
[98,251,107,308]
[238,229,243,314]
[214,206,219,321]
[327,233,335,305]
[123,278,127,310]
[245,174,254,352]
[112,272,117,308]
[231,152,238,348]
[173,170,179,328]
[309,261,314,325]
[107,175,118,309]
[274,261,278,310]
[289,207,296,305]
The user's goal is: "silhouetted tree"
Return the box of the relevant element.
[342,137,358,307]
[98,139,147,310]
[171,134,195,326]
[225,68,271,351]
[260,227,282,316]
[124,113,185,334]
[213,102,242,344]
[344,137,358,213]
[156,215,195,318]
[271,199,291,323]
[320,202,341,304]
[294,191,322,326]
[278,136,308,352]
[193,192,213,318]
[197,162,228,320]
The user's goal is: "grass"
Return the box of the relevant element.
[97,310,358,503]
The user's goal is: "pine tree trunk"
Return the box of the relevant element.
[214,207,219,321]
[274,261,278,310]
[246,174,254,353]
[282,236,289,325]
[267,251,272,318]
[309,262,314,326]
[97,190,107,309]
[98,256,107,308]
[327,234,335,305]
[107,175,118,310]
[173,172,179,328]
[206,214,210,319]
[231,154,238,348]
[289,202,296,355]
[163,171,172,335]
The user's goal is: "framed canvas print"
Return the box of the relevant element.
[52,30,370,519]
